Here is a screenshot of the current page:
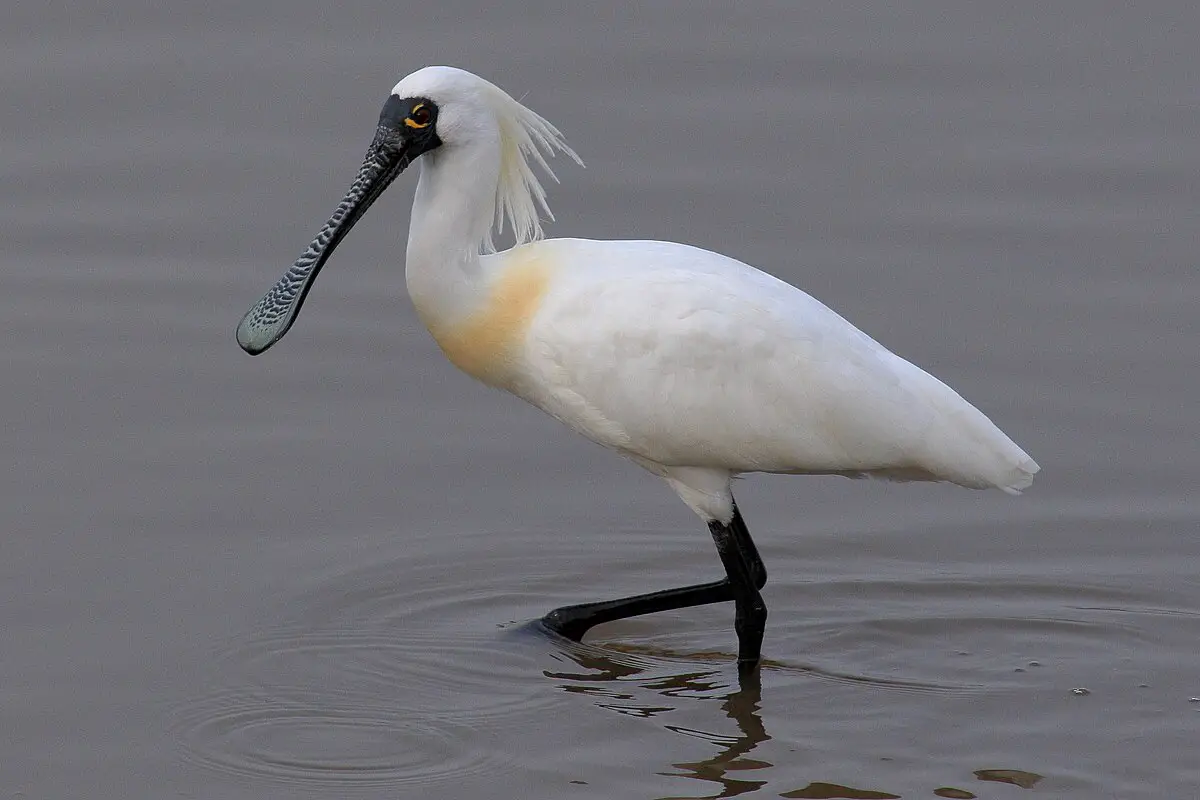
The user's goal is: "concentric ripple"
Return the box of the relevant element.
[170,690,499,788]
[170,526,599,790]
[212,629,554,721]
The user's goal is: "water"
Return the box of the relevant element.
[3,3,1198,797]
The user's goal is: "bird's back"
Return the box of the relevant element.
[490,237,1038,493]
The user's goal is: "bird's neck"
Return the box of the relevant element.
[404,140,500,328]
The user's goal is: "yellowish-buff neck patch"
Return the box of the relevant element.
[425,250,553,388]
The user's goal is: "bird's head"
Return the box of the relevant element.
[235,66,578,356]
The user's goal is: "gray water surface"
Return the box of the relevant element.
[4,4,1199,798]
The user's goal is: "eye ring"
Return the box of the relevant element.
[410,104,432,127]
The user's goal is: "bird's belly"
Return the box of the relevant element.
[514,370,915,477]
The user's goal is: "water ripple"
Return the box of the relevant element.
[169,530,575,790]
[170,690,502,788]
[169,523,1200,793]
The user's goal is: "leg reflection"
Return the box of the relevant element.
[663,668,769,798]
[545,646,771,799]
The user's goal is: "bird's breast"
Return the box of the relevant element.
[422,249,555,389]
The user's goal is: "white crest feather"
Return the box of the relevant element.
[476,82,583,253]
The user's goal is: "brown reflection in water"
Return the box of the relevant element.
[973,768,1043,789]
[780,782,900,799]
[933,788,977,799]
[545,647,771,798]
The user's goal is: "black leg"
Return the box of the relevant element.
[542,504,768,667]
[708,516,767,670]
[729,502,766,590]
[542,578,734,640]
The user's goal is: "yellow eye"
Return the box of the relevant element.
[407,104,432,128]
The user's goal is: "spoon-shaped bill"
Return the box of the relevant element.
[235,127,409,355]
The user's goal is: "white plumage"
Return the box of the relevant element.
[502,238,1037,518]
[237,66,1038,665]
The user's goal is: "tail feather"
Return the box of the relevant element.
[903,364,1040,494]
[997,454,1040,495]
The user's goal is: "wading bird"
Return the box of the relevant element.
[237,66,1038,671]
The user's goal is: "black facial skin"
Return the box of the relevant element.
[380,94,443,156]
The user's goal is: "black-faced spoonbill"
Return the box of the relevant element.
[237,66,1039,671]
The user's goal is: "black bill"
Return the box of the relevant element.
[235,125,409,355]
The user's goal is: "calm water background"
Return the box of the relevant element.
[3,3,1198,798]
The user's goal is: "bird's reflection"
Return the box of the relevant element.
[544,642,772,799]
